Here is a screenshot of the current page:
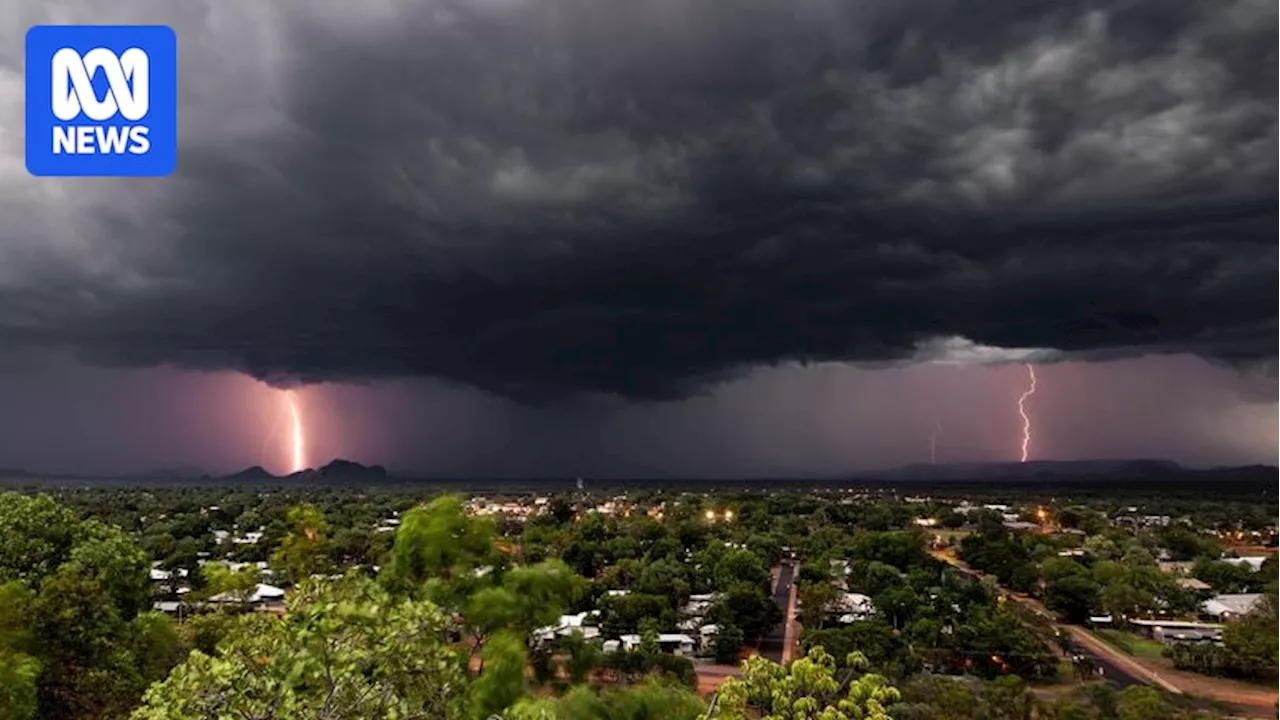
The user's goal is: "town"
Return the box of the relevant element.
[2,474,1275,719]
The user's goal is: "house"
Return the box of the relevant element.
[832,592,875,624]
[153,601,182,615]
[1221,556,1268,571]
[681,593,718,618]
[1002,521,1040,532]
[531,611,600,647]
[1129,619,1223,645]
[696,624,719,652]
[232,531,264,545]
[618,633,696,656]
[209,583,286,609]
[149,563,191,595]
[1201,593,1265,621]
[1175,577,1212,592]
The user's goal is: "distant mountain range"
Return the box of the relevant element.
[223,459,389,482]
[2,458,1274,486]
[0,459,386,484]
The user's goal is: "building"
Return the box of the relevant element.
[1175,577,1212,592]
[832,592,875,624]
[1221,556,1268,572]
[617,633,696,656]
[1201,593,1265,621]
[531,611,600,647]
[208,583,286,610]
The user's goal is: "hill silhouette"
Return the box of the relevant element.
[223,465,278,481]
[284,459,389,482]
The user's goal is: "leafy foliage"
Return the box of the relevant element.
[0,493,182,720]
[717,647,900,720]
[132,575,469,720]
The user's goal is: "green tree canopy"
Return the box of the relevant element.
[0,493,181,720]
[717,647,900,720]
[132,575,469,720]
[271,503,331,582]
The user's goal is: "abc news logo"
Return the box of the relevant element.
[26,25,177,177]
[52,47,152,155]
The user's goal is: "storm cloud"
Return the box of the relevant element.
[1,0,1275,401]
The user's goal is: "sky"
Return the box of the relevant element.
[0,0,1275,477]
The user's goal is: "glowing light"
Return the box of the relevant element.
[284,390,306,473]
[724,510,734,521]
[929,420,943,465]
[705,510,715,521]
[1017,364,1037,462]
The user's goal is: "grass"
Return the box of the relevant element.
[1094,628,1166,659]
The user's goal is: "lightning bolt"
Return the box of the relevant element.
[1017,364,1037,463]
[284,390,306,474]
[929,420,943,465]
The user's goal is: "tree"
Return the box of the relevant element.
[380,495,497,603]
[708,585,782,641]
[562,630,602,683]
[714,624,745,664]
[715,549,772,594]
[1158,528,1221,562]
[272,503,331,582]
[132,576,469,720]
[0,650,40,720]
[976,675,1035,720]
[635,559,691,608]
[799,580,840,630]
[1192,559,1258,594]
[1043,573,1100,623]
[804,621,902,670]
[0,493,182,720]
[469,630,528,719]
[464,560,582,656]
[506,679,706,720]
[717,647,900,720]
[1222,592,1278,678]
[1115,686,1169,720]
[199,560,261,602]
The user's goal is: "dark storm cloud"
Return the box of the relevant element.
[1,0,1275,400]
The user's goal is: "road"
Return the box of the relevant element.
[758,562,795,662]
[1055,630,1141,689]
[931,549,1169,693]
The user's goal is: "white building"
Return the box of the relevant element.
[618,633,695,656]
[531,611,600,647]
[1221,556,1268,572]
[209,583,286,607]
[833,592,875,624]
[1201,593,1265,621]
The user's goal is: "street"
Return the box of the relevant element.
[758,562,795,662]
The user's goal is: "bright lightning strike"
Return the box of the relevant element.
[1017,364,1037,462]
[284,390,306,474]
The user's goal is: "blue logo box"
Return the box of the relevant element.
[26,25,177,177]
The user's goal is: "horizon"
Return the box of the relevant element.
[7,455,1278,484]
